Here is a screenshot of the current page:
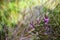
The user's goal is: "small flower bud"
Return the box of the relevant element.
[44,16,49,24]
[29,22,34,28]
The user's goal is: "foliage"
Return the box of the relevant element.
[0,0,60,40]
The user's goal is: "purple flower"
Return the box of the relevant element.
[29,22,34,28]
[44,16,49,24]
